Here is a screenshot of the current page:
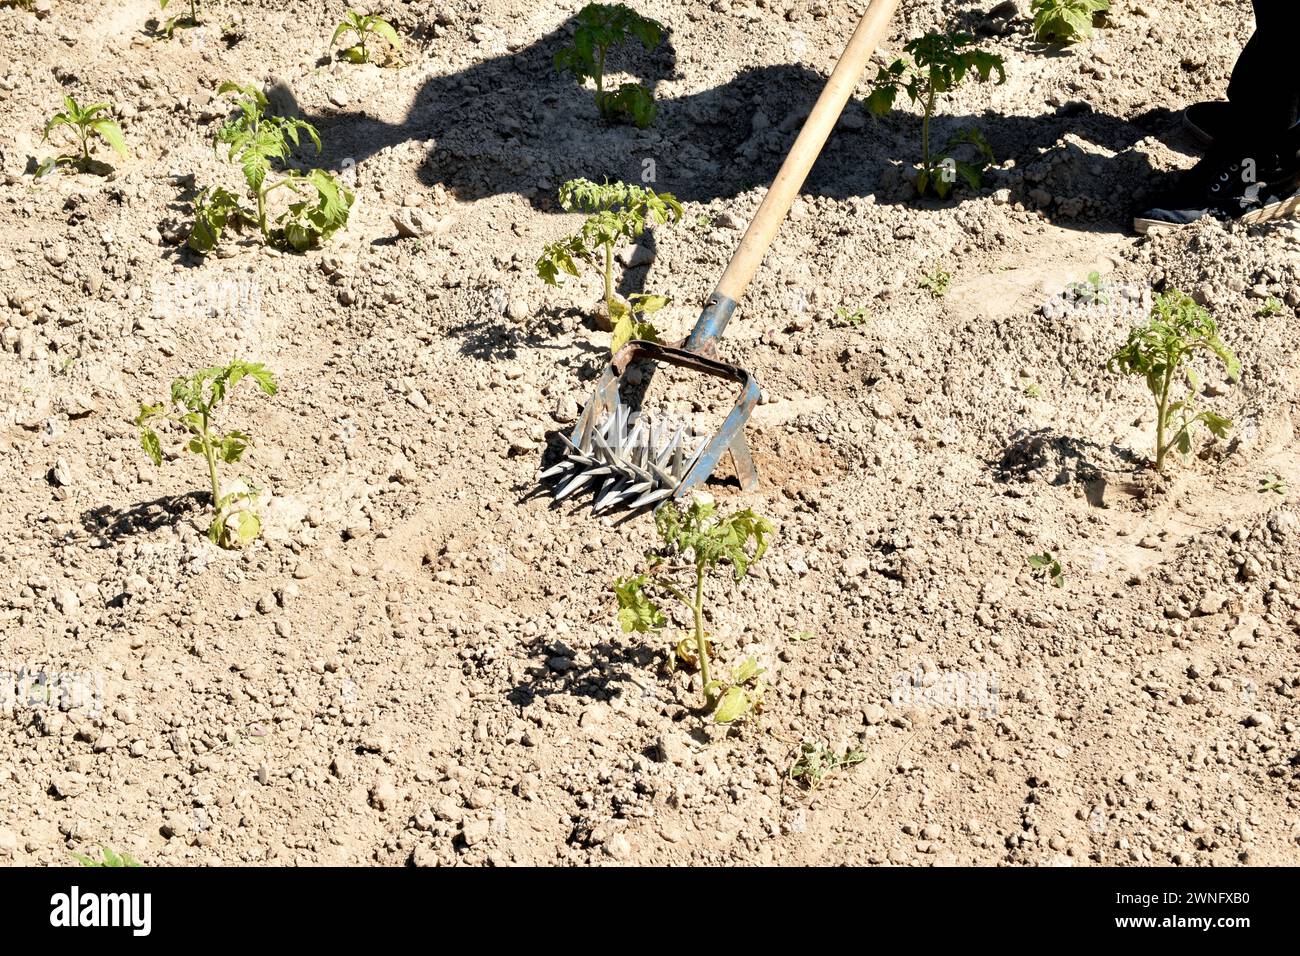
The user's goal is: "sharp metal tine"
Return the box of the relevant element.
[593,478,630,513]
[539,460,575,481]
[655,425,684,466]
[628,486,675,511]
[554,468,601,501]
[648,460,677,488]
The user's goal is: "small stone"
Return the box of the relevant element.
[655,732,690,765]
[843,555,870,577]
[863,703,887,725]
[370,779,398,811]
[604,833,632,859]
[53,588,79,614]
[49,459,71,486]
[44,241,68,266]
[554,394,578,423]
[467,787,495,810]
[461,818,490,846]
[1245,711,1272,729]
[1198,592,1228,616]
[506,297,531,321]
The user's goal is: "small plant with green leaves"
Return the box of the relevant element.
[1020,377,1043,398]
[72,846,141,868]
[554,3,665,128]
[833,305,871,326]
[537,177,682,348]
[36,96,127,177]
[789,741,867,789]
[919,265,951,298]
[1031,0,1109,45]
[613,494,774,723]
[136,361,277,549]
[188,82,353,253]
[1108,291,1240,473]
[1027,551,1064,588]
[1258,474,1287,497]
[866,32,1005,197]
[332,11,402,65]
[1067,270,1108,307]
[158,0,203,36]
[1256,296,1284,318]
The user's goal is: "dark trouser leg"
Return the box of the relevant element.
[1226,0,1300,143]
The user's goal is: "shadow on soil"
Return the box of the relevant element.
[79,491,207,545]
[266,14,1187,226]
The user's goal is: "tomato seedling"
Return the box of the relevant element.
[1258,474,1287,497]
[918,265,951,298]
[1027,551,1064,588]
[554,2,665,128]
[536,177,682,348]
[1108,291,1240,473]
[158,0,202,36]
[866,32,1005,197]
[37,96,127,177]
[833,305,870,326]
[1255,296,1283,318]
[789,741,867,789]
[136,360,277,549]
[1031,0,1109,45]
[72,846,141,868]
[613,494,774,723]
[1067,270,1108,306]
[332,11,402,65]
[188,82,353,253]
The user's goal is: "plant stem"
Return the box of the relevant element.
[79,127,91,170]
[256,186,268,238]
[602,240,614,319]
[922,82,935,183]
[1154,364,1173,471]
[692,565,710,692]
[200,414,220,509]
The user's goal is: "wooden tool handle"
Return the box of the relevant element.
[713,0,902,303]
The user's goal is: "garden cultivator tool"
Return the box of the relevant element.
[541,0,903,512]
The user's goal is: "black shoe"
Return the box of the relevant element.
[1184,100,1300,148]
[1133,144,1300,234]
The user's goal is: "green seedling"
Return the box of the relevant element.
[136,360,277,548]
[158,0,202,36]
[72,846,141,868]
[833,305,871,326]
[1258,474,1287,497]
[332,11,402,65]
[1108,291,1240,473]
[693,213,715,232]
[1255,297,1283,318]
[188,82,353,253]
[37,96,127,177]
[791,629,817,643]
[789,741,867,789]
[554,2,665,127]
[866,32,1005,197]
[1027,551,1064,588]
[613,494,774,723]
[1067,270,1108,306]
[1031,0,1109,45]
[537,177,682,347]
[1021,378,1043,398]
[919,265,951,298]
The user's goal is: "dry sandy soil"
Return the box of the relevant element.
[1,0,1299,867]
